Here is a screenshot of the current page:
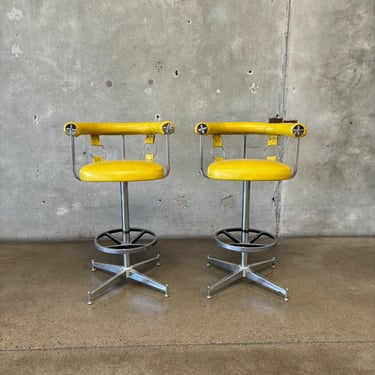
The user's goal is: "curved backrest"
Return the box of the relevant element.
[194,121,306,137]
[64,121,175,137]
[194,118,307,181]
[64,121,175,181]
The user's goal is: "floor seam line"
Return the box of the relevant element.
[1,339,375,353]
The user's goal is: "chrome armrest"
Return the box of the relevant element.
[65,123,81,181]
[290,136,301,178]
[163,133,172,178]
[196,123,209,178]
[162,122,174,178]
[64,121,175,181]
[195,120,306,179]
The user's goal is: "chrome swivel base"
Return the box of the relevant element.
[88,255,169,305]
[207,255,288,301]
[207,226,288,301]
[87,227,168,304]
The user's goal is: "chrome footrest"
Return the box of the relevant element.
[214,227,276,253]
[94,227,157,255]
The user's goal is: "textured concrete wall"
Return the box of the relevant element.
[281,0,375,236]
[0,0,374,240]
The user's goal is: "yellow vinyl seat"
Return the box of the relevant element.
[64,121,175,304]
[80,160,165,182]
[207,159,292,181]
[195,118,307,301]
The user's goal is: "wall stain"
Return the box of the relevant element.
[220,195,235,208]
[249,82,259,94]
[175,195,189,209]
[7,8,23,21]
[144,87,152,96]
[11,41,23,57]
[155,61,162,73]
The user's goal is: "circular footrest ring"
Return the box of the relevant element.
[214,227,276,253]
[94,227,157,255]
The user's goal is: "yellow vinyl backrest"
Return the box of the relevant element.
[64,121,175,137]
[194,121,307,138]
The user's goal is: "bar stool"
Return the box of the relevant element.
[64,121,175,304]
[194,118,307,300]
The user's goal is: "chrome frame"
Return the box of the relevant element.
[87,181,169,305]
[291,136,300,178]
[65,124,81,180]
[65,124,173,304]
[66,123,173,181]
[207,181,288,301]
[199,134,209,178]
[164,132,172,177]
[196,125,299,301]
[198,131,301,179]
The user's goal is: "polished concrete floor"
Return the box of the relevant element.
[1,237,374,374]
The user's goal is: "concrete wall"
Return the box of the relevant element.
[0,0,374,240]
[282,0,375,236]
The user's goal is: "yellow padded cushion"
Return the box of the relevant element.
[64,121,175,136]
[80,160,164,182]
[194,121,307,137]
[207,159,292,181]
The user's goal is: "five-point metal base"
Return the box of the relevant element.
[206,254,288,301]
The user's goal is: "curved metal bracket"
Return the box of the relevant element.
[64,123,81,180]
[161,122,174,178]
[199,134,209,178]
[291,133,301,178]
[163,133,172,178]
[196,123,210,178]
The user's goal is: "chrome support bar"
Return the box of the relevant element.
[199,134,209,178]
[291,136,301,178]
[64,124,80,181]
[69,135,81,181]
[241,181,251,243]
[162,122,174,178]
[164,134,172,177]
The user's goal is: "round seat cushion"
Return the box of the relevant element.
[207,159,292,181]
[80,160,164,182]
